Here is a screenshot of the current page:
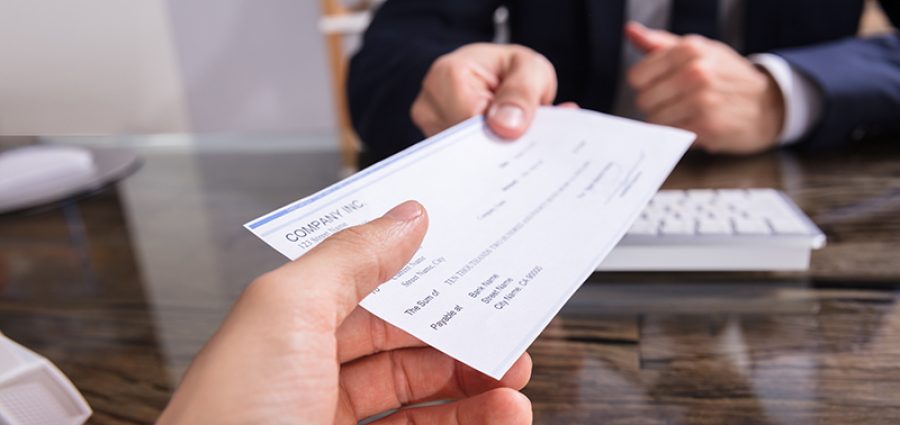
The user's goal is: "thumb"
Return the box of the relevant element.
[286,200,429,325]
[487,47,557,140]
[625,21,680,53]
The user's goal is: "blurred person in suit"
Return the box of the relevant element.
[349,1,900,161]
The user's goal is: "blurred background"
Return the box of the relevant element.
[0,0,888,141]
[0,0,372,139]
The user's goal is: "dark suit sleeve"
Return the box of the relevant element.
[348,1,501,159]
[774,8,900,150]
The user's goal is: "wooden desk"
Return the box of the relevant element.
[1,135,899,424]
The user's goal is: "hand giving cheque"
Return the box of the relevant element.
[245,107,694,379]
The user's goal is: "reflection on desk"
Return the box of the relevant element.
[1,134,899,424]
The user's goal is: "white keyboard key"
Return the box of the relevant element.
[716,189,749,209]
[745,189,786,213]
[768,217,808,235]
[716,189,748,206]
[702,203,732,219]
[660,219,694,235]
[666,204,693,217]
[641,189,815,238]
[642,202,666,216]
[651,190,685,208]
[733,217,771,235]
[606,189,825,272]
[628,219,658,235]
[640,213,664,226]
[746,188,781,204]
[687,189,716,202]
[697,219,732,235]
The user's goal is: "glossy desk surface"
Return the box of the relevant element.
[2,135,899,424]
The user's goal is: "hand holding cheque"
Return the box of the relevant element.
[413,22,784,154]
[162,108,692,423]
[161,201,533,424]
[245,108,694,379]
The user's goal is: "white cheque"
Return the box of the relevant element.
[245,108,694,379]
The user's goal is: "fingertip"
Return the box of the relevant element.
[624,21,649,44]
[487,103,529,141]
[384,200,425,222]
[625,21,646,37]
[386,200,429,232]
[556,101,579,110]
[626,22,676,53]
[509,390,532,413]
[488,125,528,141]
[500,353,533,390]
[486,388,533,425]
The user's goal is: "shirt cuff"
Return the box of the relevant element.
[749,53,823,145]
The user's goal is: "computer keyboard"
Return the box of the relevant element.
[598,189,826,271]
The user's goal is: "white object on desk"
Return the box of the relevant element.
[0,144,141,214]
[0,146,96,212]
[598,189,826,271]
[0,332,91,425]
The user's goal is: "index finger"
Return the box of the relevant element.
[272,201,428,328]
[336,307,426,363]
[628,36,706,90]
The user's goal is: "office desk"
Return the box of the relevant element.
[1,135,899,424]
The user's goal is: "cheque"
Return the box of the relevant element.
[245,107,694,379]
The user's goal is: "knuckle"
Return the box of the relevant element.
[697,120,715,137]
[410,98,436,131]
[410,98,425,122]
[511,44,555,74]
[531,50,555,73]
[694,116,723,138]
[635,93,652,111]
[431,55,468,84]
[680,36,707,57]
[369,314,390,353]
[686,62,712,85]
[327,226,386,282]
[694,92,717,109]
[443,62,470,86]
[429,53,455,74]
[463,99,487,118]
[487,388,533,423]
[508,43,537,59]
[388,351,412,403]
[410,98,429,123]
[683,35,707,48]
[538,57,557,91]
[627,67,645,87]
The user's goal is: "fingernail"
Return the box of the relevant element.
[490,104,525,129]
[384,200,424,222]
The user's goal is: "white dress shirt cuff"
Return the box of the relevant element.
[750,53,823,145]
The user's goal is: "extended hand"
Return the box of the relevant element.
[160,201,533,424]
[625,22,785,154]
[412,43,558,140]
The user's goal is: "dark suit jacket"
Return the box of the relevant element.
[348,0,900,161]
